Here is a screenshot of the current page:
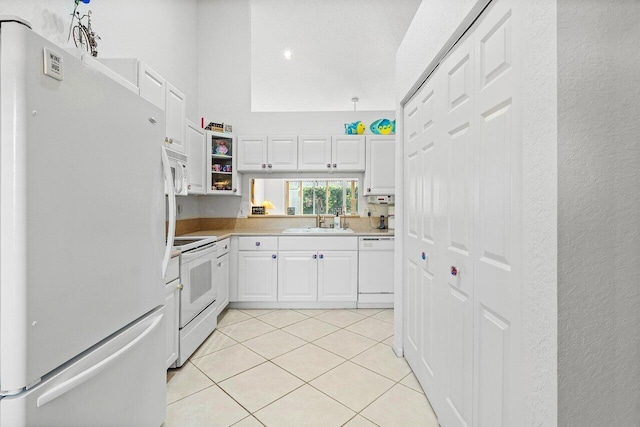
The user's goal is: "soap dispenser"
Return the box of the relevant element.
[334,213,341,229]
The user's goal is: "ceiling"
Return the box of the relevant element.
[250,0,421,112]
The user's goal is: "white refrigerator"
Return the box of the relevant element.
[0,18,168,426]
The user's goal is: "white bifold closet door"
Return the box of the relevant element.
[403,0,522,425]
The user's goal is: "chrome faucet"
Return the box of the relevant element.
[316,214,325,228]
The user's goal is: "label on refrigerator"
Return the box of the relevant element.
[43,47,63,81]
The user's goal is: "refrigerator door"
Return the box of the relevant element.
[0,23,165,391]
[0,308,166,427]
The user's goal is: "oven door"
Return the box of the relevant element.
[179,244,217,328]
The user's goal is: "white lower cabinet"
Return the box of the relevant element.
[237,237,278,301]
[278,237,358,302]
[317,251,358,302]
[278,251,318,301]
[215,239,231,315]
[164,256,180,370]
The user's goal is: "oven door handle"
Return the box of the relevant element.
[162,147,176,278]
[181,244,217,261]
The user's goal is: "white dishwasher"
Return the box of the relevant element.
[358,236,394,306]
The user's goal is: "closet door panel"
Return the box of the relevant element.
[473,0,522,425]
[440,33,475,427]
[418,85,439,402]
[403,93,423,381]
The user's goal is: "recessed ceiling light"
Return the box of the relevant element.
[283,50,292,60]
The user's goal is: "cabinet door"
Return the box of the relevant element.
[317,251,357,301]
[268,135,298,171]
[237,252,277,301]
[365,136,395,195]
[186,121,206,195]
[237,136,268,171]
[165,82,186,153]
[216,253,230,313]
[278,251,317,301]
[332,136,365,171]
[164,279,180,369]
[138,61,165,110]
[207,132,240,195]
[298,135,332,171]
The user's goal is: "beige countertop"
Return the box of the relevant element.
[181,228,394,241]
[173,217,394,241]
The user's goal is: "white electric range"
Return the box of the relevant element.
[172,236,218,367]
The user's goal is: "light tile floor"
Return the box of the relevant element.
[164,308,439,427]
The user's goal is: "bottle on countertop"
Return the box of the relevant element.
[334,214,341,229]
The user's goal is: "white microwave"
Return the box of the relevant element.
[165,148,188,196]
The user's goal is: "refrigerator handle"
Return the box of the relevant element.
[162,147,176,278]
[36,314,164,408]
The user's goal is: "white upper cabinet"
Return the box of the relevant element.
[237,135,297,171]
[186,121,206,195]
[332,135,366,171]
[297,135,333,171]
[267,135,298,171]
[237,136,267,171]
[298,135,365,172]
[165,82,186,153]
[136,61,186,154]
[138,62,165,110]
[365,135,395,195]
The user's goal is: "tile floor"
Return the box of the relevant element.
[164,308,439,427]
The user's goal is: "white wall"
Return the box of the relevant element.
[395,0,489,103]
[557,0,640,424]
[196,0,395,135]
[0,0,200,121]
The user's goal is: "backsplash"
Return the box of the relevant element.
[173,216,386,236]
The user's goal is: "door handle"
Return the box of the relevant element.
[36,314,163,408]
[421,252,428,260]
[451,266,458,276]
[272,254,277,259]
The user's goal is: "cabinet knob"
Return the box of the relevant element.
[262,163,266,168]
[217,262,221,267]
[319,254,324,259]
[177,284,183,291]
[168,138,173,144]
[451,266,458,276]
[256,242,261,247]
[367,188,371,193]
[333,163,337,168]
[188,185,191,190]
[233,188,237,193]
[313,254,317,259]
[272,254,277,259]
[224,244,228,250]
[326,163,331,168]
[421,252,427,260]
[268,164,273,169]
[148,117,157,124]
[165,137,169,143]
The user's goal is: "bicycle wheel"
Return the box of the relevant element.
[72,25,91,53]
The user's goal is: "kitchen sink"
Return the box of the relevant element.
[282,227,354,234]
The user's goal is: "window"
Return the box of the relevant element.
[285,179,358,215]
